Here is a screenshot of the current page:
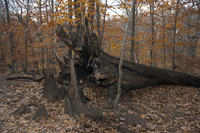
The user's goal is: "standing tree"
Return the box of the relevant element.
[68,0,72,58]
[150,0,155,66]
[161,2,166,69]
[4,0,15,73]
[88,0,95,26]
[113,0,135,108]
[99,0,107,48]
[172,0,179,70]
[25,0,30,72]
[131,0,136,62]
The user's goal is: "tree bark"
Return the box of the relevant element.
[161,1,166,69]
[68,0,72,58]
[43,65,67,101]
[99,0,107,47]
[172,0,180,70]
[4,0,15,73]
[150,1,155,66]
[131,0,136,63]
[25,0,30,72]
[88,0,95,26]
[96,0,101,48]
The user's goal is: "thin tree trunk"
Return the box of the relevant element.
[161,3,166,69]
[68,0,72,58]
[51,0,54,20]
[39,0,44,73]
[25,0,30,72]
[88,0,95,26]
[25,29,28,72]
[113,1,135,108]
[81,0,85,16]
[172,0,179,70]
[74,0,81,58]
[96,0,101,48]
[135,4,139,63]
[131,0,136,62]
[100,0,107,47]
[4,0,15,73]
[150,1,155,66]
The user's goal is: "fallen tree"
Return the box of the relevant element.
[53,18,200,93]
[6,70,45,82]
[46,17,200,115]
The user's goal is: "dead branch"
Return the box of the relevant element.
[6,76,45,82]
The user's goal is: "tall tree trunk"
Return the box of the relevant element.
[25,30,28,72]
[25,0,29,72]
[74,0,81,58]
[74,0,81,26]
[39,0,44,73]
[51,0,54,19]
[150,1,155,66]
[96,0,101,48]
[68,0,72,58]
[135,4,139,63]
[131,0,136,62]
[88,0,95,26]
[4,0,15,73]
[161,2,166,69]
[172,0,179,70]
[99,0,107,47]
[113,0,135,108]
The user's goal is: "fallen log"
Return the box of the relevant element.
[6,76,45,82]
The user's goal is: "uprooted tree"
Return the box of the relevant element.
[39,17,200,119]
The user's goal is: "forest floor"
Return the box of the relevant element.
[0,70,200,133]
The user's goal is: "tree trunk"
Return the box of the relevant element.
[68,0,72,58]
[99,0,107,47]
[4,0,15,73]
[96,0,101,48]
[172,0,179,70]
[113,1,135,108]
[25,0,30,72]
[150,1,155,66]
[43,65,67,101]
[131,0,136,62]
[161,1,166,69]
[88,0,95,26]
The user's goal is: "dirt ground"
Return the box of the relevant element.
[0,70,200,132]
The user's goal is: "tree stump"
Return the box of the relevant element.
[64,60,103,119]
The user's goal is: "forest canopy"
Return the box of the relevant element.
[0,0,199,74]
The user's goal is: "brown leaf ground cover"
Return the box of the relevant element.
[0,72,200,132]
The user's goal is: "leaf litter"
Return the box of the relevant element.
[0,79,200,132]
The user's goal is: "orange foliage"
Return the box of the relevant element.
[0,0,199,74]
